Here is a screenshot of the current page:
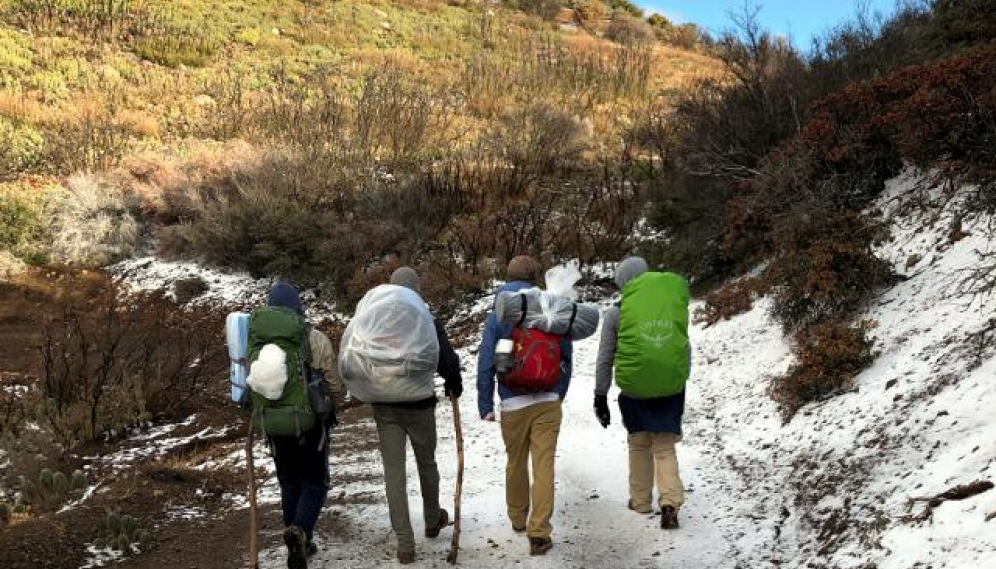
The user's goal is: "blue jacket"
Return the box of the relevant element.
[477,280,573,418]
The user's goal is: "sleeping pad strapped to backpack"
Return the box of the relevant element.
[614,272,691,399]
[246,306,315,437]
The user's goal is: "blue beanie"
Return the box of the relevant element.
[267,282,303,315]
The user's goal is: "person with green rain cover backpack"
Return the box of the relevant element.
[593,257,691,530]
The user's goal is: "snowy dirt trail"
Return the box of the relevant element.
[260,329,740,569]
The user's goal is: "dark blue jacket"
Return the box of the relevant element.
[476,281,573,418]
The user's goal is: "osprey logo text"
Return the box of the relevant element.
[639,320,675,348]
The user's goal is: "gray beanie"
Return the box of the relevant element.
[615,257,649,289]
[390,266,420,293]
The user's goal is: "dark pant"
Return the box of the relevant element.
[271,425,330,541]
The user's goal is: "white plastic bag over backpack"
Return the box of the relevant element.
[338,284,440,403]
[493,263,600,340]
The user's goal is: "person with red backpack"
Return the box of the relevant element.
[593,257,690,530]
[477,255,573,556]
[246,282,338,569]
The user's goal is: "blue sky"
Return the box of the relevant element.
[639,1,904,47]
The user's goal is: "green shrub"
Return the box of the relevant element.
[0,118,44,173]
[770,320,876,419]
[134,28,218,68]
[0,190,46,256]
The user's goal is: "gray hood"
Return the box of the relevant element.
[614,257,649,289]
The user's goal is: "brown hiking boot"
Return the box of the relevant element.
[425,508,450,538]
[283,526,308,569]
[660,505,680,529]
[397,549,416,564]
[529,537,553,556]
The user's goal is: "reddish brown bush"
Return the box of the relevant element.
[694,276,769,327]
[766,213,893,329]
[770,320,876,420]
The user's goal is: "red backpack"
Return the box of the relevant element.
[499,327,563,392]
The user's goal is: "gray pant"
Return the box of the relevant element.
[372,404,442,551]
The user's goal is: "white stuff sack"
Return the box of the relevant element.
[337,284,440,403]
[494,288,600,341]
[247,344,288,400]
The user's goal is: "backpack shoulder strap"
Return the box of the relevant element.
[566,303,578,335]
[515,293,528,328]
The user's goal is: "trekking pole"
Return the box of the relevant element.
[446,395,464,565]
[246,416,260,569]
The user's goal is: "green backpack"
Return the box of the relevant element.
[247,306,315,437]
[614,272,691,399]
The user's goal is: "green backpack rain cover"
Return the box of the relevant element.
[614,272,691,399]
[247,306,315,437]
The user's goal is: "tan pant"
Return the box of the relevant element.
[500,401,562,539]
[628,432,684,511]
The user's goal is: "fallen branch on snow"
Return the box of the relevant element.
[902,480,994,523]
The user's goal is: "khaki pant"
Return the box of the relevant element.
[372,405,442,552]
[628,432,684,511]
[500,401,562,539]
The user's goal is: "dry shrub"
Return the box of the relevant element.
[46,174,141,267]
[40,94,140,173]
[695,276,769,327]
[39,276,226,448]
[573,0,607,29]
[770,320,876,420]
[0,250,27,280]
[605,14,655,46]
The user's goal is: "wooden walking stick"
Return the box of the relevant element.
[446,395,465,564]
[246,417,260,569]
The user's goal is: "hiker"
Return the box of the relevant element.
[249,282,338,569]
[370,267,463,565]
[477,255,573,556]
[593,257,690,530]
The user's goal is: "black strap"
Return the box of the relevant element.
[515,294,528,328]
[566,303,578,336]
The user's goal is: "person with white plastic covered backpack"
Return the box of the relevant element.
[337,267,462,564]
[594,257,691,530]
[477,255,574,556]
[243,282,338,569]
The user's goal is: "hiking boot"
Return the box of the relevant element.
[283,526,308,569]
[397,549,416,564]
[529,537,553,556]
[628,499,652,514]
[306,541,318,558]
[425,508,450,538]
[660,505,680,530]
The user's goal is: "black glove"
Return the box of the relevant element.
[594,394,610,428]
[444,380,463,399]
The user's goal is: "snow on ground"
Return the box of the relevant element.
[251,171,994,568]
[83,417,235,471]
[108,257,346,322]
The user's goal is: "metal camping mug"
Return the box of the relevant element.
[495,339,514,374]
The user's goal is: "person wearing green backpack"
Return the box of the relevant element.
[247,282,338,569]
[593,257,690,530]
